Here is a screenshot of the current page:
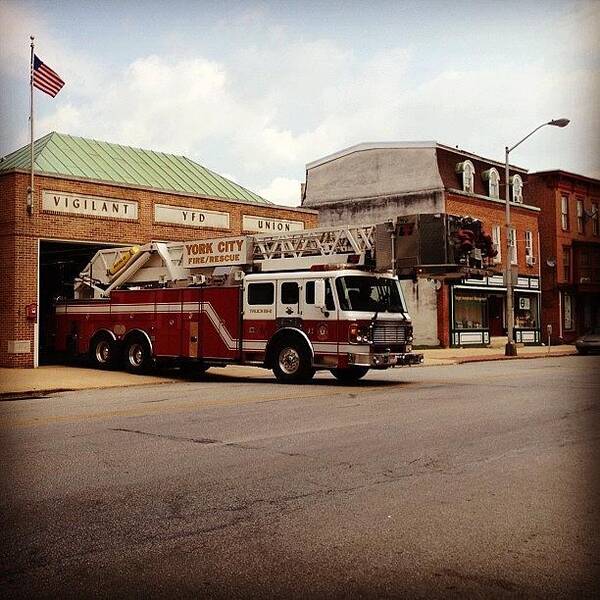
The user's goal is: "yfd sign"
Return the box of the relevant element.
[154,204,230,229]
[183,236,251,267]
[42,191,138,220]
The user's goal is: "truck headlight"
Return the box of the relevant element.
[348,323,372,344]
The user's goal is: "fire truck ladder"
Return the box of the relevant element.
[74,223,382,298]
[252,223,377,271]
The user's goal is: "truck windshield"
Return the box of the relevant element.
[335,276,406,313]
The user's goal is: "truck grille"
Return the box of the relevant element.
[372,322,407,345]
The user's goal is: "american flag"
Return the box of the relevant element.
[32,55,65,97]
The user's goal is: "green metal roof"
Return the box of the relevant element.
[0,132,270,204]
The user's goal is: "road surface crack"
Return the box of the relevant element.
[109,428,220,445]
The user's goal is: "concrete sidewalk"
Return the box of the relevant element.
[0,345,577,397]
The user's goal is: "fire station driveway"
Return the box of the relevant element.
[1,357,599,599]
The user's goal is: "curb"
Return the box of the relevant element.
[452,351,578,364]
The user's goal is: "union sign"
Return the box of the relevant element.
[243,215,304,233]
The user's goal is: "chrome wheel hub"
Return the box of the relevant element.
[279,347,300,375]
[95,341,111,364]
[128,343,144,367]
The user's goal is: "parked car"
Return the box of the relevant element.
[575,327,600,354]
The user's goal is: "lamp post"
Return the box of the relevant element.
[504,118,570,356]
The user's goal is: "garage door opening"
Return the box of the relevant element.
[39,240,120,365]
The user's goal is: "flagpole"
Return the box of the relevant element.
[28,35,34,215]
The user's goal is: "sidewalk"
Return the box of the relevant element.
[0,345,577,397]
[420,344,577,366]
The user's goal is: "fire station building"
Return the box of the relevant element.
[0,132,317,368]
[302,142,542,348]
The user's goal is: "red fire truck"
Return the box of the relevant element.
[52,214,496,383]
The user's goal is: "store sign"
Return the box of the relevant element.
[155,204,229,229]
[183,236,251,267]
[43,191,138,220]
[519,297,531,310]
[243,215,304,233]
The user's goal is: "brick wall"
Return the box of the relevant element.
[0,171,318,367]
[528,171,600,342]
[445,192,541,277]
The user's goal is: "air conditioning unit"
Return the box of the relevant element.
[526,255,536,266]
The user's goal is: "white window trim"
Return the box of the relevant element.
[525,230,533,257]
[456,160,475,193]
[561,194,569,230]
[511,174,523,203]
[482,168,500,199]
[492,225,502,264]
[509,228,518,265]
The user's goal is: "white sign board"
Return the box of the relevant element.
[43,191,138,220]
[243,215,304,233]
[183,236,251,267]
[154,204,230,229]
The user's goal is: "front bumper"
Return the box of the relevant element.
[348,351,424,368]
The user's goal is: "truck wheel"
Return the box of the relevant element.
[89,334,116,369]
[272,339,314,384]
[123,336,152,373]
[330,366,369,383]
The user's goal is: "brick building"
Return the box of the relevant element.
[528,170,600,343]
[302,142,541,347]
[0,132,317,368]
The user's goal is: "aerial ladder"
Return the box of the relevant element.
[74,213,497,299]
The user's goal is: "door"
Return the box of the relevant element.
[276,280,301,322]
[200,287,241,360]
[300,278,339,367]
[488,295,504,337]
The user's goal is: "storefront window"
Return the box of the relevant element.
[563,293,574,331]
[515,293,538,329]
[454,292,488,329]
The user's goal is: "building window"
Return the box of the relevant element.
[492,225,502,263]
[454,292,488,330]
[509,228,517,264]
[577,199,584,234]
[525,230,534,265]
[562,247,571,282]
[483,168,500,199]
[515,294,538,329]
[456,160,475,193]
[561,194,569,230]
[593,202,599,236]
[511,174,523,203]
[563,292,574,331]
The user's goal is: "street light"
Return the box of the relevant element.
[504,118,570,356]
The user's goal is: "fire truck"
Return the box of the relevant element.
[52,213,496,383]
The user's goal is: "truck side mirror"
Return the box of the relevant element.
[314,279,326,310]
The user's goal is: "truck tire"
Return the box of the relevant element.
[89,333,116,370]
[330,366,369,383]
[123,335,152,373]
[272,339,315,384]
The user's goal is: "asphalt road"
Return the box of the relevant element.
[1,356,599,599]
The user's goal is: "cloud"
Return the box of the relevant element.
[2,0,599,196]
[259,177,302,206]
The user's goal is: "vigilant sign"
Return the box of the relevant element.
[42,191,138,220]
[154,204,230,229]
[183,236,251,267]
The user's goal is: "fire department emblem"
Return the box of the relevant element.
[317,323,329,340]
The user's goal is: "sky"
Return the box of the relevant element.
[1,0,599,206]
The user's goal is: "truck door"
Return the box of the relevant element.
[301,278,339,367]
[276,280,301,323]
